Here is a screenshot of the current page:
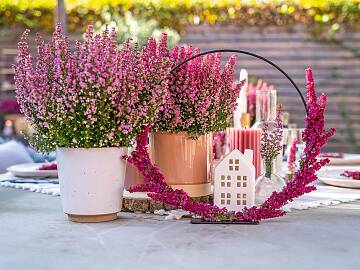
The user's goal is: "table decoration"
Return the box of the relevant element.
[151,132,212,197]
[7,163,58,178]
[247,80,274,126]
[151,46,244,197]
[285,137,298,182]
[124,67,335,223]
[320,152,344,158]
[38,162,57,171]
[285,128,305,160]
[318,167,360,189]
[325,153,360,166]
[213,149,255,212]
[13,24,170,222]
[240,113,251,128]
[255,109,286,205]
[341,170,360,180]
[252,89,277,129]
[227,128,261,177]
[233,69,248,128]
[4,171,360,214]
[212,131,226,160]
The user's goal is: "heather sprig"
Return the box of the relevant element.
[153,46,244,137]
[260,109,284,177]
[288,137,298,174]
[13,24,170,151]
[124,68,335,222]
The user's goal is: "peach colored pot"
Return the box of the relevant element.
[124,162,145,190]
[151,132,211,197]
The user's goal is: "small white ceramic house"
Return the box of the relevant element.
[213,149,255,212]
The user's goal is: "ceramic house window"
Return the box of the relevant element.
[213,149,256,211]
[236,193,248,206]
[229,159,233,171]
[235,159,239,171]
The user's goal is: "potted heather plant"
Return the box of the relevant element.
[13,24,170,222]
[151,46,243,197]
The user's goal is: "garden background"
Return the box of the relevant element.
[1,0,359,152]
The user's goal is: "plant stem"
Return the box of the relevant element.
[265,160,273,178]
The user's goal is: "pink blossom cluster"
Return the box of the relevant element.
[13,24,170,151]
[125,68,335,222]
[212,131,227,159]
[0,99,21,114]
[38,163,57,171]
[319,152,344,158]
[341,170,360,180]
[288,137,298,174]
[153,46,244,136]
[247,80,274,124]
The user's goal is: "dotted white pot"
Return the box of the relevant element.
[56,147,128,222]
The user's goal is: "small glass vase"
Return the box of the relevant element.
[255,159,286,206]
[252,89,277,130]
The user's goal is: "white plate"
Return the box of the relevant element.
[318,168,360,189]
[327,154,360,166]
[7,163,58,178]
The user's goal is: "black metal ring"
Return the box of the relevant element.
[170,49,308,113]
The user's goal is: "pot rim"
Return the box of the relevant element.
[152,131,209,136]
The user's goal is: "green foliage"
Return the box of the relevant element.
[1,1,360,36]
[97,10,180,47]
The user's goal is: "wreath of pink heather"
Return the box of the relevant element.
[13,24,170,151]
[153,45,244,137]
[124,68,335,222]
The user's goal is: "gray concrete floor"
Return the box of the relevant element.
[0,187,360,270]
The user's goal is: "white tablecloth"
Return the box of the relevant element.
[1,166,360,211]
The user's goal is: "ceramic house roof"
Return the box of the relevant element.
[215,149,254,172]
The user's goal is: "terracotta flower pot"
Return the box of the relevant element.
[124,162,145,190]
[151,132,211,197]
[56,147,128,223]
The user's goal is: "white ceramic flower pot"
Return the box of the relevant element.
[56,147,128,223]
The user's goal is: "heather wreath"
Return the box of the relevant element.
[124,68,335,222]
[153,46,244,137]
[13,24,170,152]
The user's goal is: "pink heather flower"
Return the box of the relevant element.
[13,24,171,151]
[288,137,298,173]
[124,68,335,222]
[212,131,226,159]
[260,107,283,176]
[0,99,21,114]
[154,46,244,136]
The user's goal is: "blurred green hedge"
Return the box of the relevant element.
[1,0,360,34]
